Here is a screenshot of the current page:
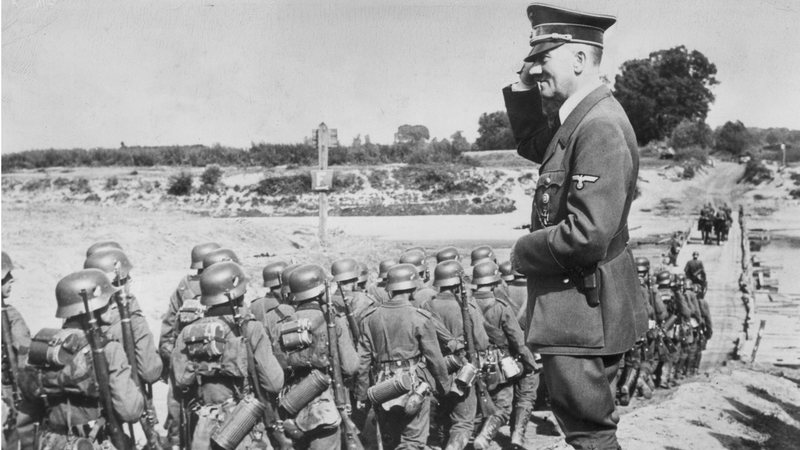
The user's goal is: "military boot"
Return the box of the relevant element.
[473,416,503,450]
[510,407,532,448]
[444,432,470,450]
[619,368,638,406]
[636,376,653,399]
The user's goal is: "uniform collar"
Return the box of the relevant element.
[472,290,495,300]
[383,293,412,308]
[559,78,603,125]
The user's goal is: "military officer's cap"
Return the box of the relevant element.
[524,3,616,62]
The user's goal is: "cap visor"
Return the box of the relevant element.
[524,41,564,62]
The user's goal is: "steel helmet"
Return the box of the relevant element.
[85,241,123,258]
[83,248,133,286]
[435,246,460,263]
[684,278,694,290]
[357,263,369,284]
[433,260,463,288]
[405,246,426,258]
[472,260,500,286]
[281,263,302,298]
[56,269,119,319]
[634,257,650,274]
[331,258,359,283]
[498,261,516,282]
[385,264,419,293]
[191,242,222,269]
[656,270,671,288]
[378,259,397,280]
[692,251,700,258]
[470,246,496,265]
[199,261,248,306]
[399,251,426,274]
[202,248,240,269]
[262,261,289,288]
[288,264,327,302]
[2,252,13,279]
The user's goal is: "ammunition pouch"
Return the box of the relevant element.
[279,319,313,352]
[211,395,267,450]
[279,369,331,416]
[178,298,206,328]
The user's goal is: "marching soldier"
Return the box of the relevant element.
[357,263,450,449]
[399,251,435,308]
[86,241,123,257]
[83,249,163,385]
[2,251,32,449]
[159,242,220,449]
[693,283,713,374]
[470,261,538,450]
[276,264,360,450]
[469,246,496,266]
[423,260,490,450]
[435,247,460,264]
[684,251,707,298]
[355,263,370,293]
[281,264,302,305]
[654,271,679,389]
[23,269,145,449]
[366,260,395,306]
[330,258,377,335]
[172,261,284,449]
[634,257,659,400]
[202,248,241,269]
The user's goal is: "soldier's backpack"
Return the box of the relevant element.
[278,303,329,371]
[177,276,205,328]
[21,328,99,400]
[181,316,250,380]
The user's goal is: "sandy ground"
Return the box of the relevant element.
[2,159,799,449]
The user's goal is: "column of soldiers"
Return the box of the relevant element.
[1,242,552,450]
[612,255,713,407]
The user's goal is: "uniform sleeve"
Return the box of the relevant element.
[105,341,145,423]
[355,319,375,401]
[417,317,449,396]
[500,306,537,370]
[247,322,284,394]
[132,313,163,384]
[512,116,633,275]
[158,289,182,369]
[9,306,32,351]
[335,316,360,378]
[502,85,554,163]
[700,300,712,333]
[430,314,460,354]
[469,307,491,352]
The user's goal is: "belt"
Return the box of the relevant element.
[376,355,422,372]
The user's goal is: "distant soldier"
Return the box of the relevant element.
[399,251,436,308]
[22,269,145,449]
[357,264,450,449]
[670,275,695,382]
[654,271,679,388]
[159,242,220,448]
[355,263,370,293]
[435,246,460,264]
[470,261,538,450]
[331,258,378,335]
[366,259,396,306]
[276,264,360,449]
[86,240,124,258]
[424,260,490,450]
[681,279,703,377]
[633,257,659,399]
[693,285,713,373]
[2,251,32,449]
[249,261,295,449]
[684,251,707,299]
[172,261,284,449]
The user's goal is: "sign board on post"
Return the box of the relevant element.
[312,123,337,246]
[311,170,333,191]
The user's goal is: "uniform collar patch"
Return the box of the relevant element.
[571,174,599,190]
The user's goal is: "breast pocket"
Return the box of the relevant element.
[534,170,565,227]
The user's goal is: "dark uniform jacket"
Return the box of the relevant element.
[472,291,537,370]
[356,293,449,397]
[423,291,490,352]
[159,274,201,369]
[102,295,163,384]
[684,260,706,286]
[504,84,647,355]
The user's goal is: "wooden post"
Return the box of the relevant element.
[317,123,329,246]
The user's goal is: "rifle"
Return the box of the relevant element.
[114,291,164,450]
[458,278,496,417]
[1,305,21,430]
[79,289,132,450]
[323,281,364,450]
[230,303,288,449]
[336,283,361,342]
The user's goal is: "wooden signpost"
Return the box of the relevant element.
[311,123,338,245]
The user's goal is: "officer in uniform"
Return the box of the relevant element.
[503,4,647,447]
[276,264,359,450]
[356,263,450,449]
[469,261,538,450]
[83,249,163,385]
[2,251,32,449]
[159,242,220,448]
[684,252,707,299]
[23,269,145,449]
[172,261,284,449]
[423,260,490,450]
[366,259,396,306]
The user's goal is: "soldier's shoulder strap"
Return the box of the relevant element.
[415,307,433,320]
[361,306,378,321]
[177,275,201,299]
[273,304,294,322]
[494,296,510,308]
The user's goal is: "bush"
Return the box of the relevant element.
[739,159,772,185]
[22,178,51,191]
[682,165,695,179]
[105,176,119,190]
[251,174,311,196]
[201,165,223,186]
[367,170,392,189]
[333,172,364,192]
[70,178,92,194]
[789,189,800,199]
[167,172,193,196]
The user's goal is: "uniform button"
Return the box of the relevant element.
[542,193,550,204]
[545,177,551,184]
[562,278,569,284]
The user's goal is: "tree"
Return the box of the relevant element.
[714,120,751,156]
[450,131,472,153]
[614,46,718,144]
[395,124,430,145]
[475,111,515,150]
[670,119,713,149]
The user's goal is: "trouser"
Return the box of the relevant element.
[376,395,430,450]
[541,353,623,450]
[165,383,181,447]
[434,389,476,449]
[513,371,539,411]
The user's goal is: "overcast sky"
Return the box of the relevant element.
[2,0,798,153]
